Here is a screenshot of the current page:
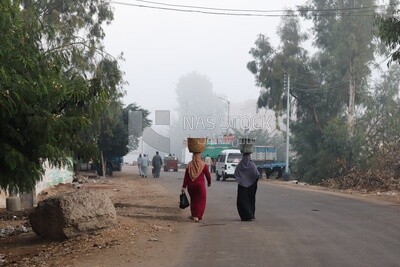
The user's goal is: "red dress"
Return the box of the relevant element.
[182,165,211,220]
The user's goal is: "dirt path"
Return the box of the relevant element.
[0,167,193,267]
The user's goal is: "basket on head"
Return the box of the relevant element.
[187,138,207,153]
[239,138,255,154]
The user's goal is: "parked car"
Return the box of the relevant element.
[215,149,242,181]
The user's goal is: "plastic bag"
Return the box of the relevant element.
[179,192,190,209]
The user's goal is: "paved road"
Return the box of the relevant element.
[157,169,400,267]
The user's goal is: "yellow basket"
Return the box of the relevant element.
[187,138,207,153]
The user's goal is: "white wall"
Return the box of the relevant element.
[0,159,73,208]
[35,159,73,196]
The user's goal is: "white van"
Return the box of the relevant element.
[215,149,242,181]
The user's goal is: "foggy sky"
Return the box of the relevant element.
[103,0,307,114]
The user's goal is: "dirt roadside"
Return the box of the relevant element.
[0,167,193,267]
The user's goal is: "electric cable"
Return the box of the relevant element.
[109,1,394,17]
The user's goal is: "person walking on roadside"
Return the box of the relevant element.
[181,152,211,222]
[140,154,149,177]
[234,152,260,221]
[204,154,212,173]
[137,154,142,174]
[152,151,163,178]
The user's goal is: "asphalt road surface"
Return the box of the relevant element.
[158,169,400,267]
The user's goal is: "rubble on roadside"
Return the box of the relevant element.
[321,143,400,192]
[0,224,30,237]
[321,170,400,192]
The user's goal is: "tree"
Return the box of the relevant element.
[21,0,115,74]
[377,0,400,65]
[248,12,323,132]
[0,0,77,192]
[300,0,376,137]
[248,4,381,183]
[359,65,400,168]
[0,0,124,192]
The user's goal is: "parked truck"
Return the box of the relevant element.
[164,155,178,172]
[201,143,233,159]
[251,146,286,179]
[109,156,124,171]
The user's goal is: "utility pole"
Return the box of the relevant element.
[218,96,230,135]
[227,100,230,133]
[285,75,290,174]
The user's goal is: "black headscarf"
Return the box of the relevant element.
[234,154,260,187]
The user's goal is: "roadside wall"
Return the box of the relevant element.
[0,160,73,208]
[35,159,74,196]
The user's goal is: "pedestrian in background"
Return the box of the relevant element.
[204,154,212,173]
[152,151,163,178]
[137,154,142,174]
[140,154,149,177]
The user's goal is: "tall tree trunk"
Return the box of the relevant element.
[348,60,356,137]
[311,104,323,134]
[101,150,106,177]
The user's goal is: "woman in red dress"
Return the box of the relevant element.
[181,152,211,222]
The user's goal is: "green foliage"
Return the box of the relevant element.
[98,101,128,159]
[377,1,400,64]
[248,2,389,184]
[0,0,70,192]
[292,117,363,183]
[378,17,400,63]
[359,65,400,169]
[0,0,127,192]
[21,0,114,73]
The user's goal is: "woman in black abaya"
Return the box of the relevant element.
[234,152,260,221]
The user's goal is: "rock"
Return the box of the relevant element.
[29,190,117,240]
[0,225,31,237]
[0,255,6,267]
[73,175,89,184]
[0,226,14,237]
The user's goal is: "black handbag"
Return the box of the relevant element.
[179,192,190,209]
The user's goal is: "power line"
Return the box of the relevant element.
[135,0,291,13]
[133,0,389,13]
[111,1,288,17]
[110,1,392,17]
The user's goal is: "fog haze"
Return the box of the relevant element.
[104,1,306,113]
[103,1,306,161]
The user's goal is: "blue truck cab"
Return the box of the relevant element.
[252,146,286,179]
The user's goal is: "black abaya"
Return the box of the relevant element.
[236,180,258,221]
